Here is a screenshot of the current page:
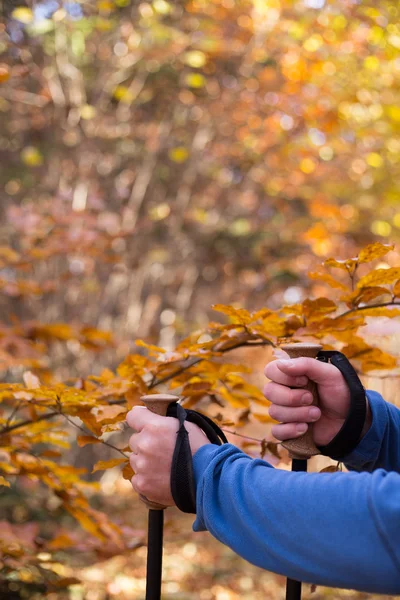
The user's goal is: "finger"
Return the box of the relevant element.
[126,406,163,431]
[263,382,313,407]
[268,404,321,424]
[129,452,137,472]
[264,361,309,388]
[267,357,340,385]
[271,422,308,441]
[128,433,138,453]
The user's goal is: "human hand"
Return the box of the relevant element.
[264,358,369,447]
[126,407,210,506]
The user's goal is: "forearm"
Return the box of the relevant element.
[193,443,400,594]
[343,390,400,473]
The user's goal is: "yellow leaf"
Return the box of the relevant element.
[393,280,400,298]
[0,476,10,487]
[356,307,400,318]
[253,413,273,423]
[302,298,337,319]
[324,257,357,271]
[76,435,102,447]
[92,458,126,473]
[12,7,34,23]
[94,405,126,423]
[343,286,391,306]
[358,242,394,264]
[212,304,252,324]
[308,272,348,291]
[135,340,166,354]
[357,268,400,289]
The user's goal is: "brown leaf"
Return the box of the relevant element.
[122,461,134,480]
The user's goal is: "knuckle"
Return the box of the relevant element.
[135,457,146,471]
[137,436,151,453]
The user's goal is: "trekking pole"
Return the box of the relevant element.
[140,393,180,600]
[279,343,322,600]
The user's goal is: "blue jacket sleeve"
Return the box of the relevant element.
[343,390,400,473]
[192,443,400,594]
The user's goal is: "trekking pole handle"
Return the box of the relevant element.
[139,394,180,511]
[279,343,322,460]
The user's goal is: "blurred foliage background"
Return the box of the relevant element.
[1,0,400,598]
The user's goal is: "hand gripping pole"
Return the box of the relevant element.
[279,343,322,600]
[140,394,180,600]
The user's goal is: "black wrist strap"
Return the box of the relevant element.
[316,351,367,461]
[166,402,228,514]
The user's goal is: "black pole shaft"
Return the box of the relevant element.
[285,458,308,600]
[145,509,164,600]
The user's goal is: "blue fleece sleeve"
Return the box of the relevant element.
[343,391,400,473]
[192,443,400,594]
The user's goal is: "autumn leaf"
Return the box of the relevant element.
[0,475,11,487]
[76,435,102,447]
[92,458,126,473]
[357,268,400,289]
[94,405,127,423]
[212,304,252,325]
[357,242,394,264]
[308,271,348,291]
[122,461,134,481]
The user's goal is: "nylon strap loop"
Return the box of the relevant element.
[166,403,228,514]
[316,351,367,460]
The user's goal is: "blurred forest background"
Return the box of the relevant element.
[1,0,400,598]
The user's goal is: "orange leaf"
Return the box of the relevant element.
[77,435,102,447]
[0,475,11,487]
[122,461,134,480]
[92,458,126,473]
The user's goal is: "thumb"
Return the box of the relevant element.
[126,406,163,431]
[276,357,340,385]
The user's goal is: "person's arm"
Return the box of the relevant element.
[343,390,400,473]
[193,443,400,594]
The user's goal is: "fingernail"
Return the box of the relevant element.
[278,360,294,367]
[309,407,320,420]
[301,393,312,405]
[296,424,307,434]
[295,376,308,386]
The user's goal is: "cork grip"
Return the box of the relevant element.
[139,393,180,510]
[279,343,322,459]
